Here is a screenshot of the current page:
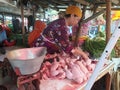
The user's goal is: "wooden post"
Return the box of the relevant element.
[74,5,86,47]
[106,0,111,43]
[81,9,105,24]
[32,5,36,30]
[105,1,112,90]
[20,0,25,45]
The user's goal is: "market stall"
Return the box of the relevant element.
[1,0,120,90]
[0,47,114,90]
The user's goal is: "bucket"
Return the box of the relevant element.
[6,47,47,75]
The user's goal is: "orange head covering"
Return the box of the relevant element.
[66,5,82,18]
[34,20,46,31]
[28,20,46,46]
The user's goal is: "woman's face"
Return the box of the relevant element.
[70,14,81,26]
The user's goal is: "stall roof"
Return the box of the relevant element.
[23,0,120,12]
[31,0,120,9]
[0,0,120,15]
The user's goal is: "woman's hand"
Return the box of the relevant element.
[71,47,89,60]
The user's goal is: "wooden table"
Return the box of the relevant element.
[40,61,114,90]
[80,61,114,90]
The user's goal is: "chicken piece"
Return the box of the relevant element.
[71,47,89,61]
[69,62,84,84]
[86,63,96,71]
[74,62,87,81]
[40,61,51,72]
[50,58,66,78]
[76,61,89,75]
[85,59,92,66]
[81,59,91,67]
[50,59,60,76]
[45,53,58,59]
[40,61,52,79]
[42,72,49,80]
[64,65,73,79]
[58,55,66,67]
[55,68,66,79]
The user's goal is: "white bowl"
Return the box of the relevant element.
[6,47,47,75]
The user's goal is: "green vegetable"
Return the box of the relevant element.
[82,37,106,58]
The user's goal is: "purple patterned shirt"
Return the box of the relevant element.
[33,18,75,54]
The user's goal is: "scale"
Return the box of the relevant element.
[15,67,40,90]
[5,47,46,90]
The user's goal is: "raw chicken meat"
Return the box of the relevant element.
[40,53,97,85]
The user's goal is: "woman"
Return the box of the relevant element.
[33,5,89,60]
[28,20,46,47]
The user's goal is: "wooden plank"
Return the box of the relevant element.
[74,0,89,5]
[111,0,119,4]
[81,9,106,24]
[116,70,120,90]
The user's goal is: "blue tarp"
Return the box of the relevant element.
[0,30,7,42]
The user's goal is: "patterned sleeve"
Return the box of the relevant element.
[52,24,74,54]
